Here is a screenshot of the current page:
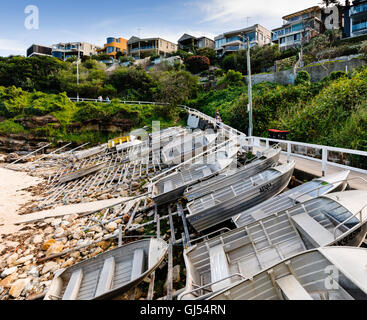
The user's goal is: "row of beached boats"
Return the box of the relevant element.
[45,127,367,300]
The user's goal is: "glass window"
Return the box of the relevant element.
[107,37,115,44]
[106,47,115,53]
[292,23,303,32]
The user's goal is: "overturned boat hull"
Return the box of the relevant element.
[184,147,281,202]
[186,161,296,232]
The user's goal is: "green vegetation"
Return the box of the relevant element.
[0,86,185,145]
[188,66,367,153]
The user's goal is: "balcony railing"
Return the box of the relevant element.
[130,46,156,52]
[351,3,367,15]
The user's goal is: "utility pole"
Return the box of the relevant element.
[246,36,253,138]
[77,44,80,102]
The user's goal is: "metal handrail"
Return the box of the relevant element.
[291,175,367,206]
[178,273,246,300]
[32,142,72,164]
[333,203,367,239]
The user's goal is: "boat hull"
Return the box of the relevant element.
[187,162,295,232]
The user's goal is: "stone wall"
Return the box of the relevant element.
[245,57,367,86]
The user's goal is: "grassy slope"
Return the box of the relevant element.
[0,86,186,145]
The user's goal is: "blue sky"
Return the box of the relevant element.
[0,0,320,57]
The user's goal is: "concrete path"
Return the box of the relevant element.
[278,154,367,190]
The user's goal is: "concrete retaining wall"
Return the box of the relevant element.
[245,57,366,86]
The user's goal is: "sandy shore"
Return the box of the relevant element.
[0,167,43,235]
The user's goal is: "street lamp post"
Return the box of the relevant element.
[246,36,253,138]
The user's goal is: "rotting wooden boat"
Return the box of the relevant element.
[186,161,295,232]
[179,190,367,300]
[209,247,367,300]
[184,147,281,202]
[44,238,168,300]
[233,170,350,227]
[161,131,218,165]
[58,162,107,184]
[152,145,240,205]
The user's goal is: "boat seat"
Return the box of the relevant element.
[223,237,252,254]
[163,180,174,193]
[62,269,83,300]
[95,257,115,298]
[288,192,314,203]
[276,275,313,300]
[209,245,232,293]
[130,249,145,281]
[201,167,212,177]
[291,212,334,247]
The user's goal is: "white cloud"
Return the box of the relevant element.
[194,0,324,29]
[0,39,27,56]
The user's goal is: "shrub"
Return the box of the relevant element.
[218,70,244,86]
[295,71,311,85]
[330,71,347,81]
[185,56,210,74]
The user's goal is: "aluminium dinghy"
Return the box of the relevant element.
[233,170,350,227]
[180,190,367,300]
[209,247,367,300]
[44,238,168,300]
[186,161,295,232]
[152,145,240,205]
[161,131,218,165]
[184,147,281,202]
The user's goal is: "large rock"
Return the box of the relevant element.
[9,278,31,298]
[0,273,18,288]
[5,153,19,163]
[46,242,64,256]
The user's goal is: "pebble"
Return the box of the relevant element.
[0,273,18,288]
[51,219,62,228]
[7,253,19,266]
[27,266,39,278]
[46,242,64,256]
[106,222,117,232]
[14,254,34,266]
[41,261,59,275]
[1,267,18,279]
[43,226,54,235]
[41,239,55,251]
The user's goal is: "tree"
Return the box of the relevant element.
[107,67,156,100]
[185,56,210,74]
[151,70,198,106]
[196,48,217,65]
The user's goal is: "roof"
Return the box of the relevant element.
[282,6,321,20]
[320,247,367,295]
[178,34,196,42]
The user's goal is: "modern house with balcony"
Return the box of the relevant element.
[214,24,271,57]
[127,36,177,59]
[177,34,215,52]
[344,0,367,38]
[271,6,323,51]
[52,42,101,60]
[26,44,52,57]
[98,37,128,58]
